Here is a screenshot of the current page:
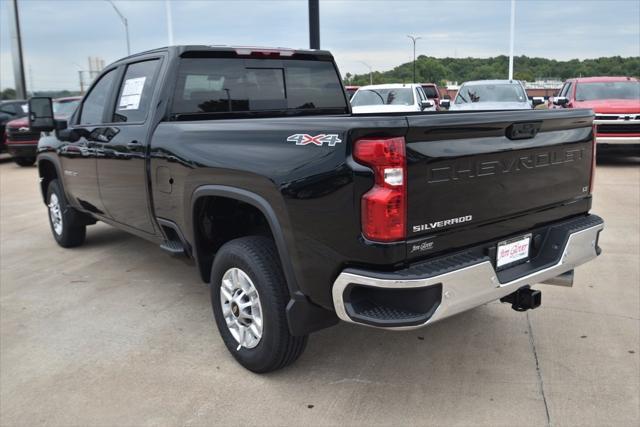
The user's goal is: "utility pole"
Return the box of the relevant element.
[106,0,131,55]
[308,0,320,49]
[360,61,373,85]
[78,71,85,94]
[508,0,515,80]
[28,65,34,96]
[165,0,174,46]
[407,35,421,83]
[8,0,27,99]
[72,62,85,94]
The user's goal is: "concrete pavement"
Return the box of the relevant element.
[0,156,638,426]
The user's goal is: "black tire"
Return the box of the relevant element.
[14,157,36,167]
[210,236,308,373]
[46,179,86,248]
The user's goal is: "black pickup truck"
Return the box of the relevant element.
[29,45,604,373]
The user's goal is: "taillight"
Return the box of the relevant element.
[590,123,597,193]
[353,137,407,242]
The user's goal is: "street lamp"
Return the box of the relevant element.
[407,35,422,83]
[359,61,373,85]
[508,0,516,80]
[106,0,131,55]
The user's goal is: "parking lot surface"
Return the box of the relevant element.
[1,157,638,426]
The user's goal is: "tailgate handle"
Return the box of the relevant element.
[506,122,541,140]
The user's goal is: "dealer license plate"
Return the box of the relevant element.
[496,234,531,268]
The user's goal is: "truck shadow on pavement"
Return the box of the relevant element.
[79,223,531,385]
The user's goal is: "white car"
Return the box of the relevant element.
[350,83,435,114]
[446,80,543,111]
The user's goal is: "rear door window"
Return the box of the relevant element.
[113,59,160,123]
[172,58,347,116]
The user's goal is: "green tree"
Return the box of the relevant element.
[514,70,534,82]
[346,55,639,86]
[1,88,17,100]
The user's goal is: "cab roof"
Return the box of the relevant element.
[357,83,421,90]
[569,76,638,83]
[114,45,333,64]
[461,79,523,86]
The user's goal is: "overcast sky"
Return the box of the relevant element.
[1,0,639,91]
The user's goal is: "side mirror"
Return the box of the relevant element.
[439,99,451,109]
[55,121,82,142]
[532,97,545,106]
[553,96,569,106]
[420,100,434,110]
[28,97,55,132]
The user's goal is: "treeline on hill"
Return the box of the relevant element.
[1,88,81,100]
[344,55,640,86]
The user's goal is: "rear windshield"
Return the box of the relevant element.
[172,58,348,116]
[575,81,640,101]
[351,88,415,106]
[455,84,526,104]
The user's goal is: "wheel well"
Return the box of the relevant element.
[193,196,274,282]
[38,159,58,202]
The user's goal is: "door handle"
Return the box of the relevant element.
[127,140,140,148]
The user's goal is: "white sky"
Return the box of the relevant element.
[1,0,639,91]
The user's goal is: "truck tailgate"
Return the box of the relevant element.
[405,109,594,252]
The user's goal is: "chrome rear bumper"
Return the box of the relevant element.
[332,217,604,330]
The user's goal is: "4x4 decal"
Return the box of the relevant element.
[287,133,342,147]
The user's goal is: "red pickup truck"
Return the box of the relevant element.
[551,77,639,154]
[5,97,81,166]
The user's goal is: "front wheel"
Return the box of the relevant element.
[46,179,86,248]
[14,157,35,167]
[210,236,307,373]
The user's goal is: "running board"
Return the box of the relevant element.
[160,240,186,256]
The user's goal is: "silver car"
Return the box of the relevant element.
[447,80,542,110]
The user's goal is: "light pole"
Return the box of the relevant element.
[8,0,27,99]
[407,35,421,83]
[106,0,131,55]
[360,61,373,85]
[165,0,174,46]
[308,0,320,49]
[508,0,516,80]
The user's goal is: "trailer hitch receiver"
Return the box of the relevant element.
[500,286,541,312]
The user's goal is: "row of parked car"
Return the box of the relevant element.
[345,76,639,153]
[346,80,544,113]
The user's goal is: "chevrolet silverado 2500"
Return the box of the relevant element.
[29,45,603,372]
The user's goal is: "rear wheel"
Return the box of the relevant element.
[210,236,308,373]
[46,179,86,248]
[14,157,35,167]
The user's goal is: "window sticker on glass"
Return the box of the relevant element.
[21,104,28,113]
[118,77,146,110]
